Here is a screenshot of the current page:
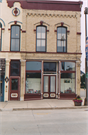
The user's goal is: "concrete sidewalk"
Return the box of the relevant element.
[0,99,88,111]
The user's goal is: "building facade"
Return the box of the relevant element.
[0,0,82,101]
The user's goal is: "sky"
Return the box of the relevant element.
[57,0,88,73]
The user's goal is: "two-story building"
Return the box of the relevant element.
[0,0,83,101]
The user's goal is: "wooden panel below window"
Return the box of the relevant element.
[24,93,41,100]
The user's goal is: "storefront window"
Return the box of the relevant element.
[61,62,75,71]
[61,73,75,94]
[26,73,41,94]
[26,61,41,94]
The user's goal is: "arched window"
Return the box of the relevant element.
[57,27,67,52]
[36,26,46,52]
[0,23,2,51]
[11,25,20,51]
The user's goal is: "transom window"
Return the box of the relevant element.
[57,27,67,52]
[36,26,46,52]
[0,23,2,51]
[10,60,20,76]
[11,25,20,51]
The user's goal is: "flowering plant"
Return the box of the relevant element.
[73,95,82,103]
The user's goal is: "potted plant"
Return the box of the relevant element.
[73,95,82,106]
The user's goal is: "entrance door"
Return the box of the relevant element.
[0,76,4,102]
[43,75,56,99]
[10,77,20,100]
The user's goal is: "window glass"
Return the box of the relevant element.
[26,61,41,71]
[36,26,46,52]
[26,73,41,94]
[61,73,75,94]
[10,61,20,76]
[57,27,66,52]
[11,25,20,51]
[50,76,55,92]
[44,62,56,72]
[11,79,18,90]
[61,62,75,71]
[0,23,2,51]
[44,76,49,92]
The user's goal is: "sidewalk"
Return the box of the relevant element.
[0,99,88,111]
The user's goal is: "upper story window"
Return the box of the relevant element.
[36,26,46,52]
[11,25,20,51]
[0,23,2,51]
[57,27,67,52]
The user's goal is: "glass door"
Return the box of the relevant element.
[43,75,56,99]
[10,77,20,100]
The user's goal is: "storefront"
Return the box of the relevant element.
[0,59,5,102]
[24,60,76,100]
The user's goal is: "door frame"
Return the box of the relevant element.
[43,75,56,99]
[9,76,20,100]
[0,75,4,102]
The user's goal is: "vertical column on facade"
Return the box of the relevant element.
[76,61,81,95]
[56,62,58,99]
[76,12,81,52]
[5,59,10,101]
[20,60,26,101]
[58,61,61,99]
[41,61,43,99]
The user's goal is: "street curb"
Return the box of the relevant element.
[12,106,88,111]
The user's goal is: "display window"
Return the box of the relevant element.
[60,61,76,95]
[26,61,41,94]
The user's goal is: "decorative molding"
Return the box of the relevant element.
[22,30,26,33]
[1,28,5,30]
[0,18,5,28]
[8,28,11,31]
[77,32,81,35]
[34,20,50,31]
[27,13,76,18]
[54,22,70,32]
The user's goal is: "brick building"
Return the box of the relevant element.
[0,0,82,101]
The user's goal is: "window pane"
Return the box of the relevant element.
[44,76,49,92]
[37,40,45,51]
[26,61,41,70]
[57,27,61,39]
[26,73,41,94]
[50,76,55,92]
[42,27,45,38]
[61,62,75,71]
[61,73,75,94]
[57,41,63,52]
[11,26,16,38]
[62,27,66,39]
[11,79,18,90]
[11,39,15,51]
[15,39,20,51]
[37,27,41,38]
[44,62,56,72]
[15,26,20,38]
[11,39,19,51]
[11,26,20,38]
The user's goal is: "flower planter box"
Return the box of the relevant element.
[74,102,82,106]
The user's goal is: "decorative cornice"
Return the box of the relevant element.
[27,13,76,18]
